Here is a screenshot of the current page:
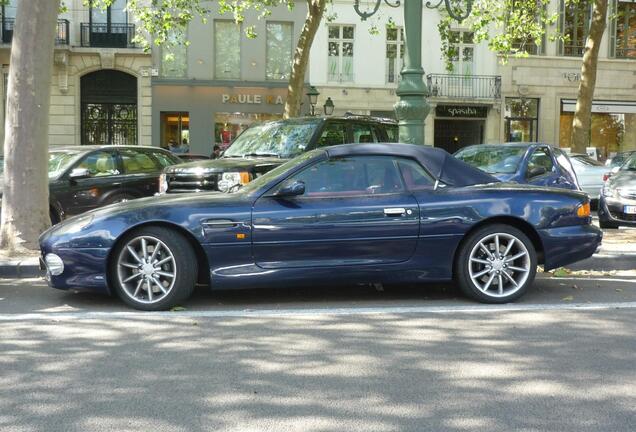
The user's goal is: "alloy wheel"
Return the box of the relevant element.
[116,235,177,305]
[467,232,531,298]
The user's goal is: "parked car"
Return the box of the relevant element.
[599,153,636,229]
[40,143,601,311]
[605,151,636,169]
[1,146,181,223]
[161,115,398,194]
[177,154,210,162]
[568,153,607,203]
[454,143,580,191]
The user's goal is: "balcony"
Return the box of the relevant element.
[2,18,70,45]
[426,74,501,100]
[80,23,135,48]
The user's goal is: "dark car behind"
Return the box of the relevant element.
[161,115,398,194]
[1,145,181,223]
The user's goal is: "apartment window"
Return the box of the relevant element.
[611,0,636,58]
[161,33,187,78]
[449,30,474,75]
[265,22,293,80]
[386,26,404,83]
[560,0,592,56]
[215,21,241,80]
[328,25,354,82]
[91,0,127,25]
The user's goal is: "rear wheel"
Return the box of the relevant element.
[455,224,537,303]
[111,226,197,311]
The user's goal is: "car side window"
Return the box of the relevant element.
[352,123,376,143]
[527,148,555,176]
[553,148,578,180]
[75,151,119,177]
[316,122,347,147]
[151,151,179,168]
[396,158,435,190]
[120,149,160,174]
[280,156,404,197]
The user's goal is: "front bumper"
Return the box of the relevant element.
[598,196,636,227]
[539,224,602,271]
[39,245,111,294]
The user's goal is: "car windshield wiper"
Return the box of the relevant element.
[240,152,281,158]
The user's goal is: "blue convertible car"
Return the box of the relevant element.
[40,144,602,310]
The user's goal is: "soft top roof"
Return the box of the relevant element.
[325,143,499,187]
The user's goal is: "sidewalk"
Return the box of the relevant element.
[0,254,43,278]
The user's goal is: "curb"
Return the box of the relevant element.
[566,252,636,272]
[0,257,44,279]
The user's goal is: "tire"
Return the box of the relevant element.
[455,224,537,304]
[104,193,136,205]
[599,220,619,229]
[110,226,197,311]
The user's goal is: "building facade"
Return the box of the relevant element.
[150,4,310,156]
[0,0,153,147]
[308,1,502,153]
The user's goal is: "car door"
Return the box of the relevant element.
[55,150,125,217]
[119,148,166,197]
[552,148,580,190]
[525,147,560,187]
[251,155,420,269]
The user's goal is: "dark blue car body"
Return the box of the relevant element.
[40,144,601,303]
[455,143,581,191]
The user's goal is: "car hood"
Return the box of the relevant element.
[608,170,636,189]
[164,157,286,174]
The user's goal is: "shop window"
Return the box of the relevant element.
[505,98,539,142]
[161,32,187,78]
[160,112,189,151]
[386,26,404,83]
[215,21,241,79]
[214,112,283,150]
[559,0,592,56]
[266,22,293,80]
[328,25,354,83]
[611,0,636,58]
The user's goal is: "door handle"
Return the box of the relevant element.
[384,207,406,216]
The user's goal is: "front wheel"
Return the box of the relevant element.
[111,226,197,311]
[455,224,537,303]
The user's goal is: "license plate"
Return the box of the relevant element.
[624,206,636,214]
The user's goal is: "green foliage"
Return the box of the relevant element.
[438,0,591,72]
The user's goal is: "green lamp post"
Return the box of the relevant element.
[353,0,473,145]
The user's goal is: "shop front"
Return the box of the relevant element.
[559,99,636,161]
[433,104,490,153]
[152,83,289,155]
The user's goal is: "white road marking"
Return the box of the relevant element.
[1,301,636,321]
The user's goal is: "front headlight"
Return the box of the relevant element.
[602,184,615,198]
[158,173,168,194]
[218,172,250,193]
[53,214,94,235]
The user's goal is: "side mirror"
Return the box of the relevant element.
[527,166,547,179]
[69,168,91,180]
[273,180,305,198]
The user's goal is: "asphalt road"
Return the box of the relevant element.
[1,277,635,431]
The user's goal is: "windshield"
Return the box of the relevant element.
[571,155,603,167]
[620,154,636,171]
[49,151,81,178]
[454,146,527,174]
[223,119,321,158]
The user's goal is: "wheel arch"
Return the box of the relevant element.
[452,216,545,278]
[106,221,211,291]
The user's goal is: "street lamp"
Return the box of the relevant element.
[323,97,335,116]
[353,0,473,144]
[306,86,320,116]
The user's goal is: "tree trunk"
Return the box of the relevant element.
[0,0,61,252]
[283,0,326,118]
[570,0,607,154]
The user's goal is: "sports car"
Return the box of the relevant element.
[39,143,602,310]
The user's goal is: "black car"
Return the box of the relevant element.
[161,115,398,193]
[5,146,181,223]
[599,153,636,228]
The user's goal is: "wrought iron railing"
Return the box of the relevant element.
[426,74,502,99]
[80,23,135,48]
[614,47,636,59]
[562,44,586,56]
[1,18,70,45]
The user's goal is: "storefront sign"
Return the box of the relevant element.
[222,94,284,105]
[435,105,488,118]
[561,99,636,114]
